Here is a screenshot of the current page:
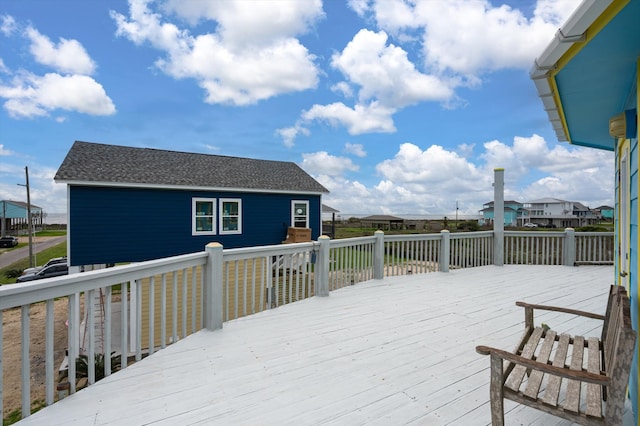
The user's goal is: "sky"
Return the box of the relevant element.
[0,0,615,218]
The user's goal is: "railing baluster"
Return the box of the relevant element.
[172,271,178,343]
[160,274,166,349]
[122,281,129,369]
[21,305,30,417]
[45,299,54,405]
[87,289,96,385]
[135,279,142,362]
[182,268,187,339]
[148,276,155,356]
[105,286,112,377]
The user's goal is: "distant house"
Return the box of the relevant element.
[360,215,404,230]
[523,198,598,227]
[0,200,44,236]
[479,201,523,226]
[54,141,328,267]
[595,205,614,221]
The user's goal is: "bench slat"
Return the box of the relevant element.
[523,330,557,399]
[563,335,585,413]
[505,327,543,391]
[586,336,603,417]
[540,333,570,406]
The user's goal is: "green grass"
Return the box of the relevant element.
[0,241,67,285]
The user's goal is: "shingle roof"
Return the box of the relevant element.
[55,141,329,194]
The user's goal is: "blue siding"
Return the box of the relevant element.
[630,137,639,419]
[69,186,321,266]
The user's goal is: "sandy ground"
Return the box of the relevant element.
[2,298,69,417]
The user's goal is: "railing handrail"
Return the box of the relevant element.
[0,251,208,311]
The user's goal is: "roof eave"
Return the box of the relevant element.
[54,179,329,195]
[530,0,617,144]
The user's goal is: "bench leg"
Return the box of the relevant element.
[489,353,505,426]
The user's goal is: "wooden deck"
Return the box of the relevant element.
[18,265,634,425]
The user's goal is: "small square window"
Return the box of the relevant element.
[193,198,216,235]
[220,199,242,234]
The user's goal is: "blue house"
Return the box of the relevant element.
[54,141,329,267]
[531,0,639,419]
[479,200,523,226]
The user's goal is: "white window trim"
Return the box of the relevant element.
[192,197,217,235]
[219,198,242,235]
[291,200,309,228]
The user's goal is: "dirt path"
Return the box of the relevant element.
[2,298,69,417]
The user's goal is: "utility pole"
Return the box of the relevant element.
[18,167,34,267]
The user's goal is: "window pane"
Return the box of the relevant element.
[223,217,238,231]
[196,201,213,216]
[196,217,213,232]
[223,201,238,216]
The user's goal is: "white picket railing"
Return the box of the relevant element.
[0,229,614,421]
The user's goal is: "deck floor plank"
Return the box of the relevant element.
[17,265,634,425]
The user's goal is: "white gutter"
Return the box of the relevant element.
[529,0,614,142]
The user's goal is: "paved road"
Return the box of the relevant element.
[0,236,66,269]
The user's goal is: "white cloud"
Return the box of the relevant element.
[281,0,576,145]
[0,17,115,119]
[302,101,396,135]
[276,125,309,148]
[352,0,579,80]
[300,151,359,177]
[314,135,612,216]
[344,143,366,157]
[0,144,13,155]
[332,29,453,107]
[162,0,324,48]
[25,27,96,75]
[111,0,321,106]
[0,72,116,118]
[1,15,17,36]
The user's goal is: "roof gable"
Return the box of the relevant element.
[55,141,329,194]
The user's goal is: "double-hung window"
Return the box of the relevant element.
[193,198,216,235]
[220,198,242,234]
[292,200,309,228]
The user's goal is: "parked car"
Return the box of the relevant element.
[21,256,68,276]
[0,236,19,247]
[16,264,68,282]
[523,223,538,228]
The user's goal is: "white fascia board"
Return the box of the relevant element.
[530,0,613,79]
[55,179,327,196]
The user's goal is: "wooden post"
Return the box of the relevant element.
[564,228,576,266]
[440,230,450,272]
[316,236,330,296]
[204,243,223,331]
[374,230,384,279]
[493,168,505,266]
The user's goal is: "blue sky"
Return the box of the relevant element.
[0,0,614,217]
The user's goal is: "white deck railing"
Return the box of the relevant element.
[0,229,614,422]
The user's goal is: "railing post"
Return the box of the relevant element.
[493,168,504,266]
[374,230,385,279]
[440,230,450,272]
[564,228,576,266]
[316,236,330,296]
[204,242,223,331]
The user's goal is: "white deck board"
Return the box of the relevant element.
[17,265,634,425]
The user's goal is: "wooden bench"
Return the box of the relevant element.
[476,285,635,425]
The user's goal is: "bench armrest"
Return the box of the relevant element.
[515,301,605,329]
[476,345,609,386]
